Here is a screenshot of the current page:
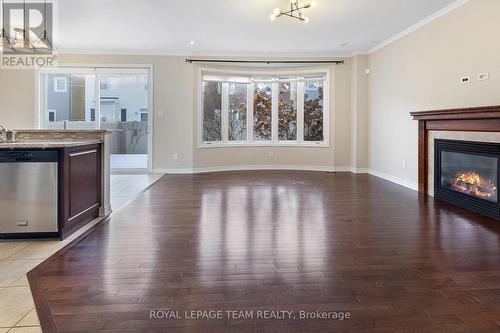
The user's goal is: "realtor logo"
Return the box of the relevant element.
[1,0,57,68]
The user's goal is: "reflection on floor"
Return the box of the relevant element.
[111,154,148,170]
[0,173,163,333]
[25,172,500,332]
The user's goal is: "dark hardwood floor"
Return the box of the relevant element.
[28,171,500,332]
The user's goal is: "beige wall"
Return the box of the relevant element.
[350,54,369,171]
[368,0,500,184]
[0,69,36,128]
[0,55,353,171]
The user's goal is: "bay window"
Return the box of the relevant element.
[200,69,329,147]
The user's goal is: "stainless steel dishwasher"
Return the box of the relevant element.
[0,150,59,238]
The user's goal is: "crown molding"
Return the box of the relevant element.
[368,0,470,54]
[58,49,352,59]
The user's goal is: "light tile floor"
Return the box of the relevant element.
[110,154,148,170]
[0,174,163,332]
[111,174,163,211]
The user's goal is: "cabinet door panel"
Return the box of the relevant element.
[61,143,101,239]
[68,148,100,219]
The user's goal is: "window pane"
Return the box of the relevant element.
[228,83,247,141]
[46,74,96,126]
[278,82,297,141]
[203,81,222,142]
[253,82,272,141]
[304,80,324,142]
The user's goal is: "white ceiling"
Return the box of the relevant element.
[56,0,459,56]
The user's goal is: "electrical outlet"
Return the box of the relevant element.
[268,151,274,157]
[158,109,164,117]
[478,73,489,81]
[402,160,407,169]
[173,153,178,160]
[461,76,471,84]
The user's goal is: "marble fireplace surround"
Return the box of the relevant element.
[411,105,500,196]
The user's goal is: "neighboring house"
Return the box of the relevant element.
[46,74,149,155]
[47,74,149,123]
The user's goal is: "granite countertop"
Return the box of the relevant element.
[0,140,103,148]
[15,129,110,133]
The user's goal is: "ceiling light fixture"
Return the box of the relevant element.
[32,0,55,51]
[0,0,13,50]
[270,0,317,23]
[5,0,55,53]
[11,0,31,51]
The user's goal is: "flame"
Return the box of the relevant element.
[455,171,481,187]
[451,170,497,200]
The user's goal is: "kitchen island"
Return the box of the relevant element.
[0,130,112,240]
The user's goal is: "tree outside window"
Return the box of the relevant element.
[304,81,324,142]
[228,83,247,141]
[202,81,222,142]
[200,72,327,146]
[278,81,298,141]
[253,83,272,141]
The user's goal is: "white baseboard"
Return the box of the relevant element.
[367,169,418,191]
[353,168,369,174]
[153,165,417,192]
[334,166,355,173]
[154,165,346,174]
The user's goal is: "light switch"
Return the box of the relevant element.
[478,73,489,81]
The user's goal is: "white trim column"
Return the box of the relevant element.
[99,131,112,217]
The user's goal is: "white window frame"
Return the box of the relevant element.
[198,67,330,148]
[53,77,67,92]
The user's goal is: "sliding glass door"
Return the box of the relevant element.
[38,67,151,172]
[99,73,149,170]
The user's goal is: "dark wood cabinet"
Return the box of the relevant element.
[60,144,101,239]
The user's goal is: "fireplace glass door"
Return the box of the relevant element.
[440,151,498,202]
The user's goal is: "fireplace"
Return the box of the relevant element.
[435,139,500,219]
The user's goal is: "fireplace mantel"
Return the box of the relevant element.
[410,105,500,195]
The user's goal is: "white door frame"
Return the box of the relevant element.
[36,64,154,173]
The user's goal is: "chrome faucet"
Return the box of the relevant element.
[0,124,8,142]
